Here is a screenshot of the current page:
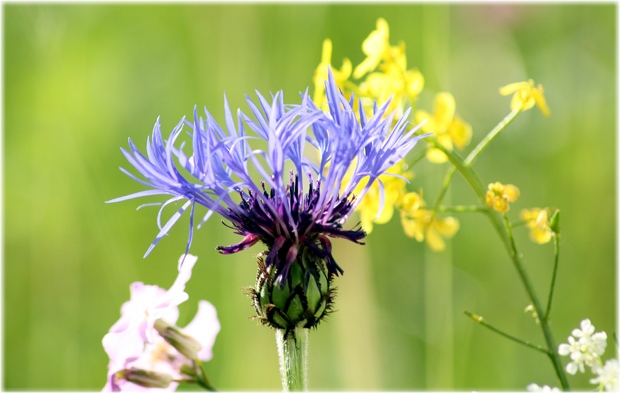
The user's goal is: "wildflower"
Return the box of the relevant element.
[109,70,424,331]
[499,79,550,116]
[399,191,459,251]
[102,255,220,391]
[416,92,472,163]
[520,208,554,244]
[558,319,607,375]
[485,182,520,213]
[313,39,352,109]
[590,358,619,392]
[353,18,391,79]
[356,41,424,119]
[526,383,561,392]
[351,18,424,118]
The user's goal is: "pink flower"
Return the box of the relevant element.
[102,255,220,391]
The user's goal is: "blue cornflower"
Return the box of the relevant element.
[109,71,423,289]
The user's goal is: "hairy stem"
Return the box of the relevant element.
[276,327,308,391]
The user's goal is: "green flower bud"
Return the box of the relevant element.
[250,246,335,332]
[549,209,560,235]
[118,368,173,389]
[154,318,202,360]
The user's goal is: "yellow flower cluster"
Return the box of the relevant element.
[520,208,554,244]
[313,18,425,121]
[312,18,462,249]
[399,191,459,252]
[346,160,413,234]
[485,182,520,213]
[312,18,550,250]
[416,93,472,163]
[499,79,550,116]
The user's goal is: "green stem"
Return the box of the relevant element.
[464,311,549,355]
[501,215,570,391]
[545,235,560,321]
[405,149,428,169]
[428,141,570,390]
[464,107,521,166]
[194,360,217,391]
[276,327,308,392]
[421,205,488,213]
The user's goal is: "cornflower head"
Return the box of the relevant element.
[110,70,425,332]
[485,182,520,213]
[499,79,550,116]
[416,92,472,163]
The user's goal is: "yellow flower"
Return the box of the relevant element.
[416,92,472,163]
[357,42,425,119]
[520,208,553,244]
[399,191,459,251]
[499,79,550,116]
[312,39,352,109]
[346,160,413,234]
[485,182,520,213]
[353,18,391,79]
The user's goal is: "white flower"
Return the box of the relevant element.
[526,383,561,392]
[558,318,608,375]
[590,359,618,392]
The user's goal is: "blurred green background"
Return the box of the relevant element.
[4,3,616,391]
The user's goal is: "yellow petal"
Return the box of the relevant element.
[434,92,456,125]
[400,192,421,214]
[520,208,542,226]
[499,81,528,96]
[354,57,380,80]
[434,216,459,237]
[503,184,520,202]
[532,88,551,116]
[535,209,549,227]
[321,39,333,64]
[530,225,552,244]
[406,70,424,98]
[448,116,472,149]
[415,110,434,132]
[401,216,423,240]
[485,191,495,209]
[426,147,449,164]
[425,228,447,251]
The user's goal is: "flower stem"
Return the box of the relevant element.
[427,139,570,390]
[194,360,217,391]
[544,235,560,322]
[464,107,521,166]
[276,327,308,392]
[464,310,549,355]
[421,205,488,213]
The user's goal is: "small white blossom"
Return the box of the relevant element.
[590,359,618,392]
[558,319,607,375]
[526,383,561,392]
